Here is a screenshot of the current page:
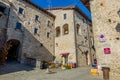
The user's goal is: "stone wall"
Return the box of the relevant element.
[7,0,55,63]
[48,9,77,63]
[0,0,10,52]
[90,0,120,79]
[74,10,95,67]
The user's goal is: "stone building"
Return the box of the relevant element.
[46,6,95,67]
[0,0,95,68]
[0,0,10,50]
[90,0,120,79]
[0,0,55,66]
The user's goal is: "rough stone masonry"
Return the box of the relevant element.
[90,0,120,80]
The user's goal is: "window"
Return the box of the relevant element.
[47,20,50,26]
[56,27,60,37]
[40,43,43,47]
[0,6,5,17]
[34,28,38,34]
[35,15,39,21]
[47,32,50,38]
[83,19,86,23]
[91,37,94,46]
[0,6,5,13]
[18,7,24,14]
[4,8,9,15]
[63,24,69,35]
[76,24,80,34]
[64,14,67,19]
[16,22,21,30]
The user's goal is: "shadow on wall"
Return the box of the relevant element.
[115,23,120,33]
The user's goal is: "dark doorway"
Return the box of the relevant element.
[85,50,88,65]
[6,39,20,62]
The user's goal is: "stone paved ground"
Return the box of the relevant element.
[0,62,103,80]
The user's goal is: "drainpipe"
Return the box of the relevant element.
[73,10,78,67]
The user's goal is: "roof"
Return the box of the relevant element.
[23,0,55,19]
[45,6,91,22]
[80,0,90,11]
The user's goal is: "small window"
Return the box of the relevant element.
[83,19,86,23]
[18,7,24,14]
[4,8,9,15]
[16,22,21,29]
[47,20,50,26]
[34,28,38,34]
[76,24,79,34]
[63,24,69,35]
[0,6,5,13]
[76,24,81,34]
[35,15,39,21]
[64,14,67,19]
[91,37,94,46]
[40,43,43,47]
[47,32,50,38]
[56,27,60,37]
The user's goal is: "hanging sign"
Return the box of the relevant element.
[104,48,111,54]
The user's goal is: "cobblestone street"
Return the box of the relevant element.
[0,62,102,80]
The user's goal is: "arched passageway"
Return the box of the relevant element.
[6,39,20,62]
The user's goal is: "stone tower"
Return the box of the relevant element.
[90,0,120,79]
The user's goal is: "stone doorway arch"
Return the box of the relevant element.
[6,39,20,62]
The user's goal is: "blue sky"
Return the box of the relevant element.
[30,0,91,20]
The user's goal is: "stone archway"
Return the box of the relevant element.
[6,39,20,62]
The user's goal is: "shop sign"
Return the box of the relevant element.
[104,48,111,54]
